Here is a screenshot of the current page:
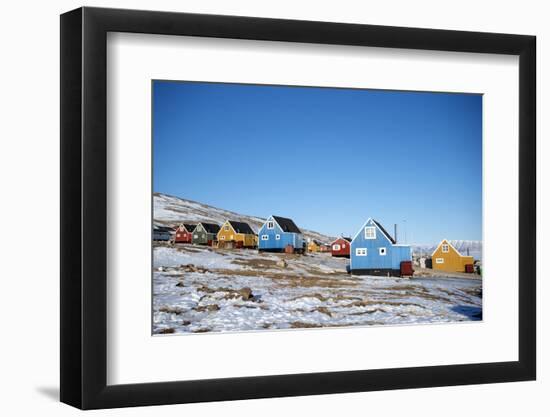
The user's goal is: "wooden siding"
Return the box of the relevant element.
[258,216,303,251]
[331,238,351,257]
[307,241,320,252]
[175,226,193,243]
[350,218,411,273]
[431,239,474,272]
[192,224,217,245]
[217,221,257,247]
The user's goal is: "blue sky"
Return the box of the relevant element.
[153,81,482,244]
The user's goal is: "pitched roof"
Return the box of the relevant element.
[183,224,196,232]
[372,219,396,244]
[200,223,220,234]
[227,221,255,234]
[272,215,302,234]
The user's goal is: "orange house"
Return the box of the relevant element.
[217,220,257,248]
[431,239,475,273]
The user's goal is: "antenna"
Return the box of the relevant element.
[394,223,398,243]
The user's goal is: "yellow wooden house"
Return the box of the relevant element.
[307,239,321,253]
[431,239,474,272]
[217,220,257,248]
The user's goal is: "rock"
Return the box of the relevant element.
[158,328,175,334]
[238,287,253,300]
[195,304,220,312]
[175,281,184,287]
[276,259,288,268]
[158,306,183,315]
[181,320,191,326]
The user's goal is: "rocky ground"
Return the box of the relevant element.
[153,243,482,335]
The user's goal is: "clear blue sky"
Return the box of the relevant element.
[153,80,482,244]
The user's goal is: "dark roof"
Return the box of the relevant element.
[154,225,173,232]
[200,223,220,234]
[272,215,302,234]
[228,221,255,235]
[372,219,396,244]
[183,224,196,232]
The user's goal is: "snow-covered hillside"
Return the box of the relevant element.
[412,240,482,260]
[154,192,335,243]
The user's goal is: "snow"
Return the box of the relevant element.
[153,192,335,243]
[153,244,482,334]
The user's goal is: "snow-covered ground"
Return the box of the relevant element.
[153,244,482,335]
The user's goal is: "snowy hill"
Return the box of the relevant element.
[153,192,335,243]
[412,240,482,261]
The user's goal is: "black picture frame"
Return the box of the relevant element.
[60,6,536,410]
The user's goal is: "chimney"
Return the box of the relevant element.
[394,224,398,243]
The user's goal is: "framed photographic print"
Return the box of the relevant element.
[60,6,536,410]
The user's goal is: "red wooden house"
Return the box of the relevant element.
[331,237,352,258]
[174,223,196,243]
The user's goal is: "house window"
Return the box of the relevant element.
[364,227,376,239]
[342,244,346,248]
[220,236,225,240]
[275,234,281,240]
[267,221,274,229]
[355,248,367,256]
[379,247,387,256]
[442,244,449,253]
[435,258,444,264]
[333,244,341,251]
[261,235,269,241]
[224,225,229,231]
[230,234,234,240]
[176,234,181,238]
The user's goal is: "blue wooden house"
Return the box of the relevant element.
[350,218,411,276]
[258,215,304,253]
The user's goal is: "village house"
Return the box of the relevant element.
[331,237,352,258]
[153,225,174,242]
[307,239,322,253]
[217,220,257,248]
[431,239,475,273]
[192,222,220,246]
[258,215,304,253]
[350,218,412,277]
[174,223,196,243]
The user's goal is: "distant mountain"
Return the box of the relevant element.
[412,240,482,261]
[153,192,335,244]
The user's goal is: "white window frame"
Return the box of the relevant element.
[379,247,387,256]
[435,258,444,264]
[332,244,341,251]
[342,243,346,248]
[224,225,229,231]
[275,234,281,240]
[261,235,269,241]
[355,248,367,256]
[267,221,274,229]
[230,234,234,240]
[364,226,376,239]
[442,244,449,253]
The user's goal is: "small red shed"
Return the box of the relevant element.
[331,237,352,258]
[174,224,196,243]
